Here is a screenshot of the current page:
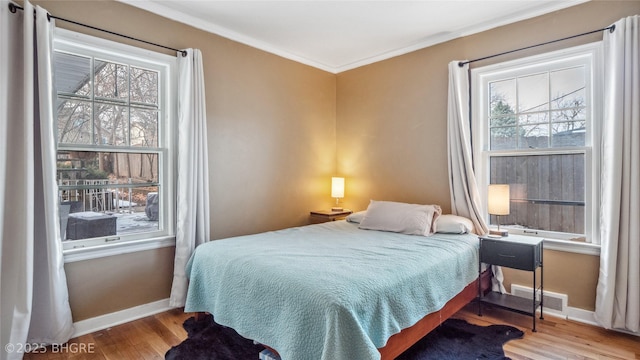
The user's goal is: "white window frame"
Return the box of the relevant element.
[471,42,603,255]
[54,28,177,262]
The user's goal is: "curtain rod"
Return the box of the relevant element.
[458,25,615,67]
[8,2,187,57]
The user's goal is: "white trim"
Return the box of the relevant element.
[471,42,603,246]
[500,233,601,256]
[63,236,175,263]
[509,283,639,337]
[72,298,177,338]
[117,0,338,73]
[528,304,595,325]
[537,306,638,336]
[55,28,176,66]
[116,0,588,74]
[543,238,600,256]
[565,306,598,326]
[332,0,589,73]
[54,28,178,259]
[509,284,638,335]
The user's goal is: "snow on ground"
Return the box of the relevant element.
[111,211,159,234]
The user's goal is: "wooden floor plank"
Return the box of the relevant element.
[456,304,640,360]
[23,303,640,359]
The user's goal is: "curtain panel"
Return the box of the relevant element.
[447,61,505,293]
[595,15,640,333]
[0,1,74,359]
[446,61,488,235]
[170,48,211,307]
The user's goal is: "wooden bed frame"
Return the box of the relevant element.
[195,269,492,359]
[379,268,491,359]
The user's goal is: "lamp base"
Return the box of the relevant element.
[489,229,509,237]
[331,207,344,212]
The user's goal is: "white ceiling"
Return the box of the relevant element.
[119,0,589,73]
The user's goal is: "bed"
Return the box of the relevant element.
[184,208,489,360]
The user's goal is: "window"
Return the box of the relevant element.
[53,29,176,257]
[472,43,602,246]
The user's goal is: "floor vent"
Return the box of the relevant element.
[511,284,568,317]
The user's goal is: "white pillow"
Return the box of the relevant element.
[346,211,367,224]
[435,214,475,234]
[358,200,442,236]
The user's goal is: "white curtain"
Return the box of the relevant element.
[447,60,505,293]
[170,48,211,307]
[446,61,489,234]
[1,1,74,359]
[595,15,640,333]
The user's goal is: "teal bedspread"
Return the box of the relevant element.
[184,221,479,360]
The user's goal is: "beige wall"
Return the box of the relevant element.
[336,1,640,311]
[28,0,639,320]
[33,0,336,321]
[64,247,175,321]
[502,250,600,310]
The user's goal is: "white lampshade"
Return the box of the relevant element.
[331,177,345,198]
[488,184,510,216]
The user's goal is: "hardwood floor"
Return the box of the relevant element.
[462,305,639,360]
[24,304,639,359]
[23,308,192,360]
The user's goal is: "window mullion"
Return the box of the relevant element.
[547,70,552,148]
[127,64,131,147]
[91,56,96,145]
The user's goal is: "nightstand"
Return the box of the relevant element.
[309,209,352,224]
[478,234,543,331]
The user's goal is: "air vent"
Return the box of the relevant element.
[511,284,568,317]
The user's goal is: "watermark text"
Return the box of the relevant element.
[4,342,95,354]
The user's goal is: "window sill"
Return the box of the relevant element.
[63,236,176,263]
[542,238,600,256]
[502,229,601,256]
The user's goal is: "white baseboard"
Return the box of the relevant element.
[551,306,638,337]
[509,284,597,327]
[536,304,597,325]
[72,298,177,338]
[565,306,598,326]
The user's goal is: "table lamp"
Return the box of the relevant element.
[488,184,510,237]
[331,177,344,211]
